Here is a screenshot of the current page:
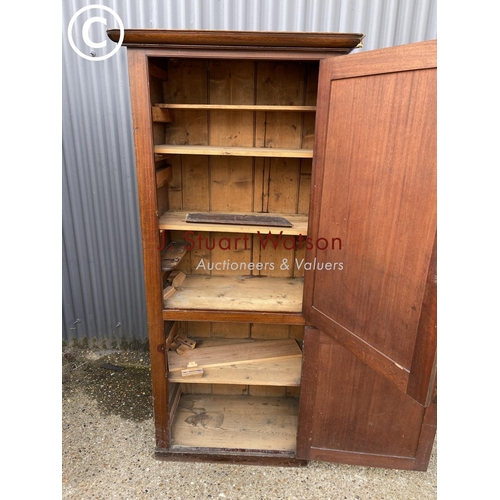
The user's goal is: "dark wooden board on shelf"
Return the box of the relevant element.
[161,241,187,271]
[156,165,172,188]
[186,213,292,228]
[159,211,307,235]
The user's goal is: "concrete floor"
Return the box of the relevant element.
[62,348,437,499]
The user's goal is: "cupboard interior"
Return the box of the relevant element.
[150,57,318,454]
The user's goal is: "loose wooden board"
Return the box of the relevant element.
[169,270,186,288]
[167,338,301,373]
[169,356,302,386]
[186,213,292,227]
[159,210,308,235]
[161,241,188,271]
[156,166,172,189]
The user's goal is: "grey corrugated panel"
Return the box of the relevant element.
[63,0,147,346]
[62,0,436,346]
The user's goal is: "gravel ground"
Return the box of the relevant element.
[62,348,437,500]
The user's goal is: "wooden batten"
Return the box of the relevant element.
[169,356,302,386]
[156,165,172,189]
[167,338,302,372]
[152,106,173,123]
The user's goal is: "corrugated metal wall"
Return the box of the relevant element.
[62,0,437,347]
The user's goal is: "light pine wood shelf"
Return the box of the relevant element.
[170,394,299,453]
[159,210,308,235]
[162,275,305,324]
[163,275,303,320]
[154,103,316,111]
[154,144,313,158]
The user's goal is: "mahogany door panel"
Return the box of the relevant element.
[304,41,437,402]
[296,327,436,470]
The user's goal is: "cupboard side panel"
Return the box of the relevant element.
[128,50,169,448]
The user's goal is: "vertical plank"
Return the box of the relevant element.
[208,60,255,104]
[255,60,306,106]
[167,161,183,211]
[162,59,208,144]
[251,324,290,340]
[253,61,308,277]
[267,159,301,213]
[181,383,213,395]
[208,60,256,216]
[249,386,287,397]
[293,242,306,278]
[210,157,254,211]
[163,58,208,104]
[163,58,210,220]
[212,385,249,395]
[210,231,252,276]
[252,233,295,278]
[297,160,312,215]
[302,63,319,150]
[150,77,166,147]
[255,61,305,150]
[185,321,211,338]
[150,74,169,215]
[186,230,211,275]
[181,157,210,210]
[208,109,254,146]
[211,322,250,339]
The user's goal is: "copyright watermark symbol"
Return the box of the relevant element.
[67,4,124,61]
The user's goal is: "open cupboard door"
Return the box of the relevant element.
[297,41,436,469]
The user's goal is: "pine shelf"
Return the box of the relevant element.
[162,275,305,324]
[154,144,313,158]
[154,103,316,111]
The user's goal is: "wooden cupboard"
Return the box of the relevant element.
[107,29,437,470]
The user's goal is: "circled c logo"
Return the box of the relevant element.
[67,5,124,61]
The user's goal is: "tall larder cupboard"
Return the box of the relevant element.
[107,29,437,470]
